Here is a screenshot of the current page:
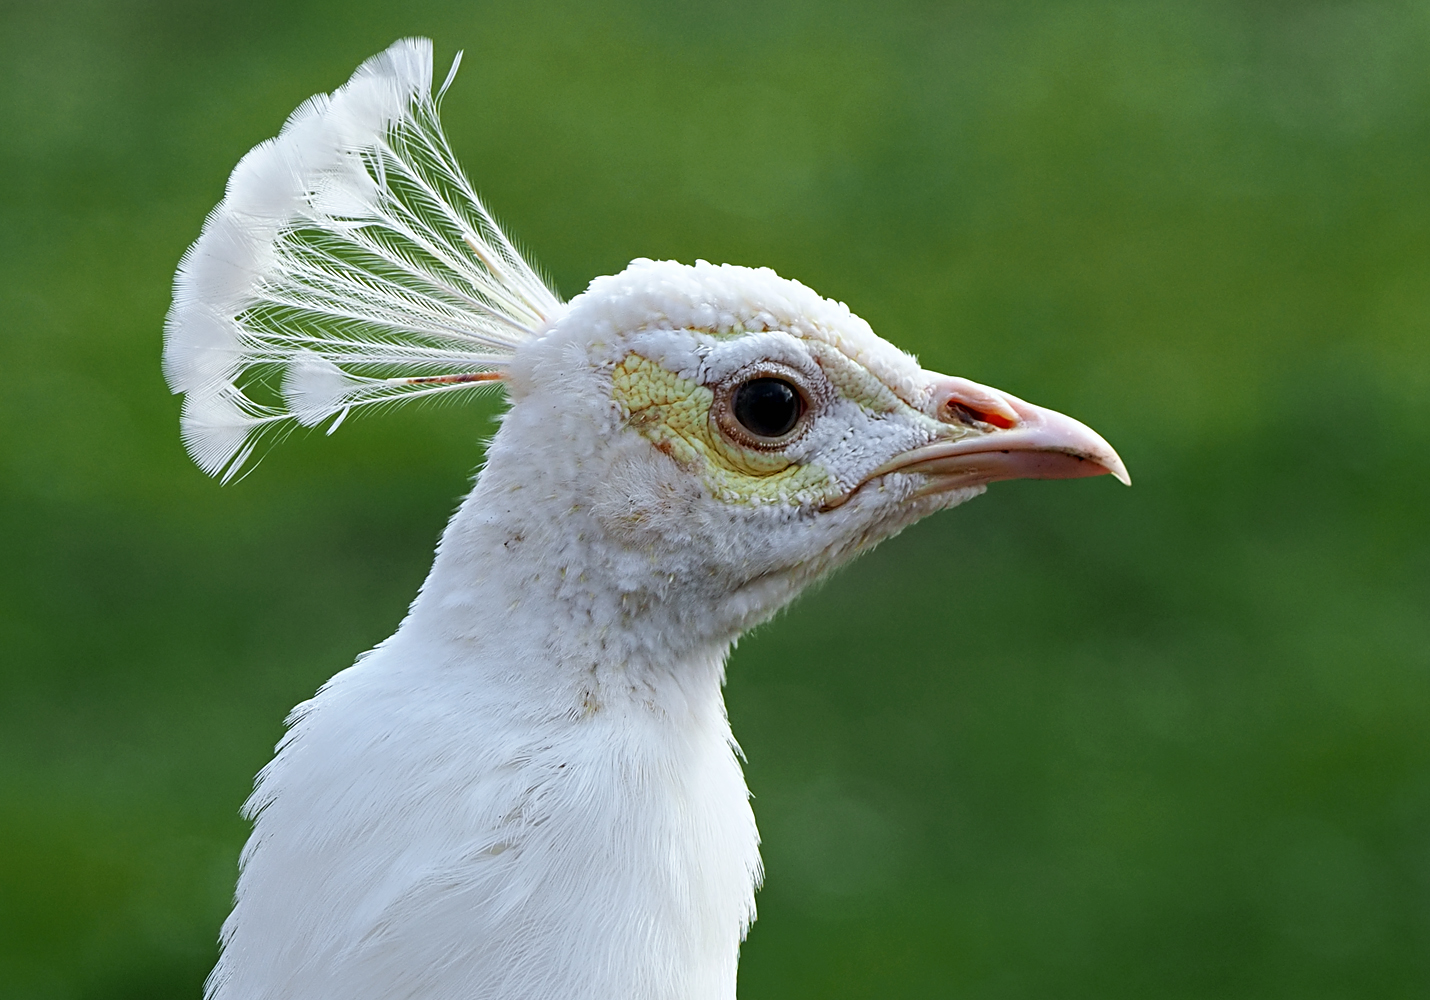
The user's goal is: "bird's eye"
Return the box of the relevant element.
[711,365,816,452]
[732,377,804,440]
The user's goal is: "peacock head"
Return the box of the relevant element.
[492,257,1127,605]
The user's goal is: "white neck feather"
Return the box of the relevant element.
[208,400,762,1000]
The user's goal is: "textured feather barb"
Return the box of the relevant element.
[163,37,561,481]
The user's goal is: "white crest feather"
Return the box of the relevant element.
[164,37,561,482]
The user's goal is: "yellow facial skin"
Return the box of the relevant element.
[611,353,835,506]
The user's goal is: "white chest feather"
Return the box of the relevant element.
[212,629,759,1000]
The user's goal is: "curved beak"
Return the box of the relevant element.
[870,374,1130,499]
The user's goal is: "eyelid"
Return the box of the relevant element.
[695,330,812,384]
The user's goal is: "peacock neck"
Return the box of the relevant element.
[402,414,760,717]
[214,445,762,1000]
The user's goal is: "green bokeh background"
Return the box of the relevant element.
[4,1,1429,996]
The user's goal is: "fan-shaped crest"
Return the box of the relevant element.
[164,37,561,482]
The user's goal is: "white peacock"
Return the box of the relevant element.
[165,38,1129,1000]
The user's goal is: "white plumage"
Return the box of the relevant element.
[166,39,1128,1000]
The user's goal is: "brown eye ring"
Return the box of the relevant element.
[713,367,814,450]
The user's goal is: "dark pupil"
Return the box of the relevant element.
[733,378,802,438]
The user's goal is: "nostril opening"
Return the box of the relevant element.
[943,399,1016,430]
[945,401,981,427]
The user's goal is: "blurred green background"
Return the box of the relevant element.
[3,0,1429,997]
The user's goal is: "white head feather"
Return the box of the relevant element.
[168,39,1128,1000]
[164,38,558,481]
